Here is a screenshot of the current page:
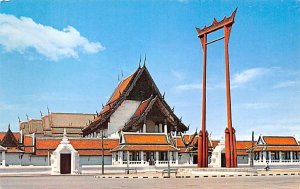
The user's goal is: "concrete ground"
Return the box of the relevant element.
[1,175,300,189]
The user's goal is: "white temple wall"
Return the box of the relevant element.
[178,153,192,164]
[4,153,23,165]
[109,100,140,135]
[237,155,249,164]
[79,156,112,166]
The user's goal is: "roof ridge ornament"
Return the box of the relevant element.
[143,54,146,67]
[139,55,142,68]
[61,128,70,144]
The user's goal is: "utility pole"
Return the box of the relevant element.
[101,130,104,175]
[167,151,170,178]
[250,131,254,167]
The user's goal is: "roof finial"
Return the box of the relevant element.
[40,111,43,118]
[102,104,104,109]
[143,54,146,67]
[26,113,29,121]
[18,116,21,123]
[47,106,50,114]
[172,106,175,112]
[61,128,70,144]
[8,123,10,130]
[162,92,165,99]
[139,55,142,68]
[118,74,120,82]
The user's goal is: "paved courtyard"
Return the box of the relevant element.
[1,175,300,189]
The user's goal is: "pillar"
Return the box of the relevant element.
[141,151,144,164]
[119,151,123,164]
[164,124,167,134]
[1,151,5,166]
[263,151,266,163]
[290,151,293,163]
[159,123,162,133]
[143,123,146,133]
[155,152,159,165]
[279,151,282,163]
[198,33,209,168]
[224,25,237,168]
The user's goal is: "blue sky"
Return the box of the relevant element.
[0,0,299,140]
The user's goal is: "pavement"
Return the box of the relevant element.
[1,175,300,189]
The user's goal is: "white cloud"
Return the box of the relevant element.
[176,83,201,91]
[171,70,185,81]
[0,14,104,61]
[242,102,278,109]
[232,68,272,87]
[273,80,300,89]
[0,102,16,110]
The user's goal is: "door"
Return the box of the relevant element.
[193,155,198,164]
[60,154,71,174]
[221,153,226,167]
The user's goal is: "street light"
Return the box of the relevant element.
[100,129,104,175]
[167,150,170,178]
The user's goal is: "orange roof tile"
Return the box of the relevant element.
[237,150,249,156]
[133,98,151,117]
[254,146,300,152]
[124,134,168,145]
[70,139,119,150]
[92,70,139,124]
[263,136,298,145]
[6,148,23,153]
[36,139,60,149]
[112,145,178,152]
[35,149,112,156]
[236,141,255,150]
[107,73,136,105]
[35,138,119,151]
[176,135,198,148]
[0,132,20,142]
[23,135,33,146]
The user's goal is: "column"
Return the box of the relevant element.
[119,151,123,164]
[143,123,146,133]
[159,123,162,133]
[168,151,172,165]
[258,152,262,163]
[141,151,144,164]
[1,151,5,167]
[290,151,293,163]
[175,152,179,165]
[269,151,272,164]
[164,124,167,134]
[279,151,282,163]
[127,151,130,164]
[263,151,266,163]
[155,152,159,165]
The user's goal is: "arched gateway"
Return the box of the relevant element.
[51,129,80,174]
[196,9,238,168]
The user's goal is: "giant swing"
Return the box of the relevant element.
[196,9,238,168]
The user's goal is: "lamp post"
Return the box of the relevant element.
[250,131,254,167]
[167,150,170,178]
[101,129,104,175]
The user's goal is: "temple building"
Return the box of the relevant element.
[20,113,95,137]
[1,64,299,170]
[253,136,300,165]
[82,65,188,138]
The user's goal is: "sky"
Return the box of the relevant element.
[0,0,299,140]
